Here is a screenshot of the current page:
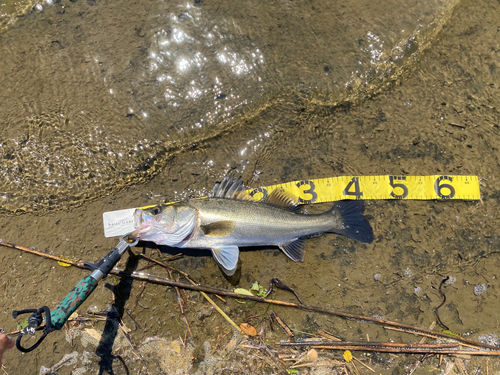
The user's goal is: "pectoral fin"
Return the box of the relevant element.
[201,221,236,236]
[211,246,239,275]
[279,238,305,262]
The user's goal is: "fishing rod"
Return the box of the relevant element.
[11,236,138,353]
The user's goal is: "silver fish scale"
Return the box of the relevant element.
[132,177,373,275]
[184,197,341,249]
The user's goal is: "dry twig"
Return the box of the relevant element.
[3,240,499,352]
[167,269,193,338]
[281,341,500,355]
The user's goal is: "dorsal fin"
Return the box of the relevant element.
[210,175,253,200]
[264,188,300,211]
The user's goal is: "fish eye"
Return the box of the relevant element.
[152,206,161,215]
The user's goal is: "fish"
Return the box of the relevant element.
[130,176,374,276]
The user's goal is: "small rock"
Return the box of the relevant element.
[474,284,487,296]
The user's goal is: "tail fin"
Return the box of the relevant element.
[326,200,374,243]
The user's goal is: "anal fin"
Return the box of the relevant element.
[211,246,239,276]
[279,238,305,262]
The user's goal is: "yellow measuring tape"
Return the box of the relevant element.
[103,175,480,237]
[244,175,480,203]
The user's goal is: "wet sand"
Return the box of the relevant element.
[1,0,500,373]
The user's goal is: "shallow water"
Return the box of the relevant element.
[1,0,500,373]
[0,0,454,213]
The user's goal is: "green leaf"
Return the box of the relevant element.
[250,282,267,297]
[250,282,260,292]
[17,317,29,331]
[234,288,254,296]
[443,330,461,337]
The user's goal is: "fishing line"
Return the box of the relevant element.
[433,276,450,331]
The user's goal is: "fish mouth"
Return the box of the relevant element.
[129,205,198,246]
[130,209,152,239]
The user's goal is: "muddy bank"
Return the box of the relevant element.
[1,0,500,373]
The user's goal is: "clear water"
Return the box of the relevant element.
[1,0,499,373]
[0,0,453,213]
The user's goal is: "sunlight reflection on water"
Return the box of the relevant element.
[0,0,456,213]
[147,4,265,132]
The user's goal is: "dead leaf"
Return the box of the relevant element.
[120,324,132,334]
[85,328,102,341]
[239,323,257,336]
[343,350,352,362]
[57,256,72,267]
[303,349,318,362]
[171,340,181,354]
[294,349,318,366]
[69,312,79,320]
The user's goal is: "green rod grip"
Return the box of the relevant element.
[49,275,98,330]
